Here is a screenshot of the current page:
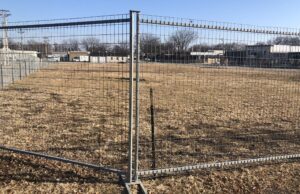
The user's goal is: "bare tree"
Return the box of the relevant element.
[65,39,80,51]
[8,38,20,50]
[111,42,129,56]
[270,36,300,46]
[160,41,176,53]
[189,44,211,52]
[81,37,99,52]
[140,34,161,55]
[81,37,109,55]
[23,39,52,57]
[213,43,246,51]
[54,39,80,52]
[169,30,197,52]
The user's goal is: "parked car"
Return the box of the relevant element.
[47,55,60,62]
[73,56,89,62]
[73,57,80,62]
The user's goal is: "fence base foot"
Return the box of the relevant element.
[119,175,147,194]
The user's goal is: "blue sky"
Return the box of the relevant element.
[1,0,300,28]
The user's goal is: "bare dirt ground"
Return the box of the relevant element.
[0,62,299,193]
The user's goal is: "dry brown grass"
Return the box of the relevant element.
[0,62,299,193]
[137,63,300,169]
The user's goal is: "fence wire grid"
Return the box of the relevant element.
[137,14,300,176]
[0,13,131,173]
[0,11,299,183]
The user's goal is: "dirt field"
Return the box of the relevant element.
[0,62,299,193]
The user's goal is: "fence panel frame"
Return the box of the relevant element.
[136,14,300,177]
[0,13,134,179]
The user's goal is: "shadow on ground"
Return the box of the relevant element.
[0,152,119,185]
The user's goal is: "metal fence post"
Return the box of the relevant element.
[0,63,3,89]
[24,61,27,77]
[134,11,140,182]
[11,62,14,83]
[29,61,31,74]
[128,10,135,183]
[19,61,22,80]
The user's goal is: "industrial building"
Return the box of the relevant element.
[90,56,128,63]
[191,50,225,65]
[244,45,300,68]
[67,51,90,62]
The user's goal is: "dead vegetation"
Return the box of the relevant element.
[0,62,299,193]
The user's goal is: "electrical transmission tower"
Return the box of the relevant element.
[0,10,11,50]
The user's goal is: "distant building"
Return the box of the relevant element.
[224,50,246,66]
[191,50,225,64]
[244,45,300,68]
[90,56,128,63]
[0,48,39,66]
[51,52,68,61]
[68,51,90,62]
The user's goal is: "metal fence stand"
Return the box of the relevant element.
[135,13,300,179]
[0,10,147,194]
[119,174,147,194]
[1,9,300,194]
[123,10,148,194]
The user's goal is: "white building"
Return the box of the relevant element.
[90,56,128,63]
[191,50,224,64]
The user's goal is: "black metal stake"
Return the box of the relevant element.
[0,64,3,89]
[150,88,156,171]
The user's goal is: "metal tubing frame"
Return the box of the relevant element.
[0,145,124,175]
[140,18,300,36]
[128,10,135,183]
[0,18,130,30]
[1,10,299,192]
[135,14,300,179]
[134,11,141,182]
[0,12,132,180]
[138,154,300,176]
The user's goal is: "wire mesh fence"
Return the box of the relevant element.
[0,11,299,185]
[0,14,132,173]
[137,14,300,176]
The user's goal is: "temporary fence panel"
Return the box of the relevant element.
[137,14,300,176]
[0,14,132,175]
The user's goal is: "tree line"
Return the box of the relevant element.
[1,30,300,57]
[0,37,129,57]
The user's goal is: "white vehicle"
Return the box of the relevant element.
[73,57,80,62]
[73,56,89,62]
[47,55,60,62]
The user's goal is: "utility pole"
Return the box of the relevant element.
[18,29,25,51]
[43,36,49,58]
[0,10,11,67]
[0,10,11,50]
